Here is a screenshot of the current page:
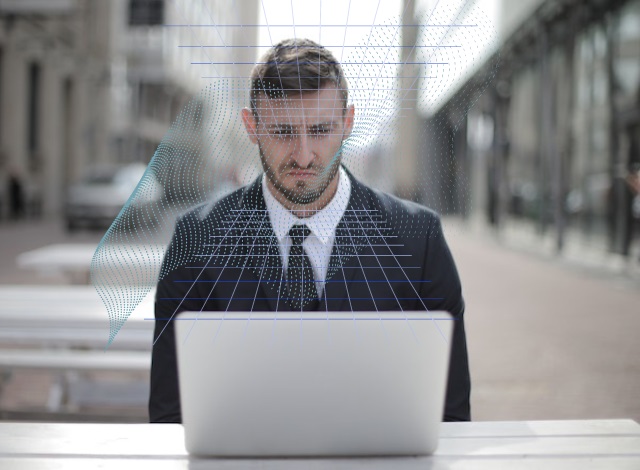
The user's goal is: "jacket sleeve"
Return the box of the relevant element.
[148,217,194,423]
[148,269,184,423]
[420,215,471,422]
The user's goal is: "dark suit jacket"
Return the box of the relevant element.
[149,168,470,423]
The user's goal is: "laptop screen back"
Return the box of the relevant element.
[175,311,453,457]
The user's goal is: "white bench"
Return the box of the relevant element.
[0,286,156,413]
[0,327,152,350]
[0,350,150,372]
[0,349,151,413]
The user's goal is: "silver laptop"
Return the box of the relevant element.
[175,311,453,457]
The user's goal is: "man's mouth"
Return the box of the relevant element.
[287,170,316,178]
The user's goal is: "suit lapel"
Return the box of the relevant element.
[318,174,377,311]
[238,177,290,312]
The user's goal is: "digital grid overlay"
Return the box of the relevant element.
[90,0,499,347]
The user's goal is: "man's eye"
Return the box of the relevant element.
[310,127,331,136]
[273,129,294,138]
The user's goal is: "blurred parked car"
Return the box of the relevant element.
[65,164,163,231]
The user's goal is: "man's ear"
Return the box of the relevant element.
[241,108,259,145]
[342,104,355,140]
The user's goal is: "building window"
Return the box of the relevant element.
[129,0,164,26]
[0,48,3,151]
[27,62,40,162]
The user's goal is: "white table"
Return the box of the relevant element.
[16,243,163,284]
[16,244,100,284]
[0,285,154,350]
[0,420,638,469]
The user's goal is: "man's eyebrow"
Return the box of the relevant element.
[266,123,295,130]
[265,121,338,131]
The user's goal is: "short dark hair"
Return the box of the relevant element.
[249,38,348,116]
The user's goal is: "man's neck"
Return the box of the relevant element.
[265,171,341,219]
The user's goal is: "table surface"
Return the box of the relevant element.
[16,243,162,270]
[16,244,97,269]
[0,285,153,325]
[0,419,638,469]
[0,285,154,349]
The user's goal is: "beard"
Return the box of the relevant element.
[258,143,342,206]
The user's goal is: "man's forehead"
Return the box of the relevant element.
[254,87,345,118]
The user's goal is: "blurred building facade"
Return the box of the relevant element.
[427,0,640,262]
[0,0,258,220]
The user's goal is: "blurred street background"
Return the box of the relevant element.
[0,0,639,423]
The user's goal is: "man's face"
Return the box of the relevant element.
[242,86,355,208]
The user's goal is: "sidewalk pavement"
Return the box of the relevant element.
[445,220,640,422]
[0,217,639,422]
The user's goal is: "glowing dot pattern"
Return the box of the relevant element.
[91,2,498,347]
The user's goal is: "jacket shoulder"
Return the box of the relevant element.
[364,185,441,237]
[159,187,246,278]
[179,186,245,226]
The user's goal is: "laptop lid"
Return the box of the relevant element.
[175,311,453,457]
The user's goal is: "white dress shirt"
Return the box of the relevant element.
[262,166,351,298]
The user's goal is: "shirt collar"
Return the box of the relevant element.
[262,166,351,245]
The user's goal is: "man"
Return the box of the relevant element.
[150,38,470,423]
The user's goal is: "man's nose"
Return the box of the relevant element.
[291,132,315,168]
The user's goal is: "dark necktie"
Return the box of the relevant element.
[286,224,319,310]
